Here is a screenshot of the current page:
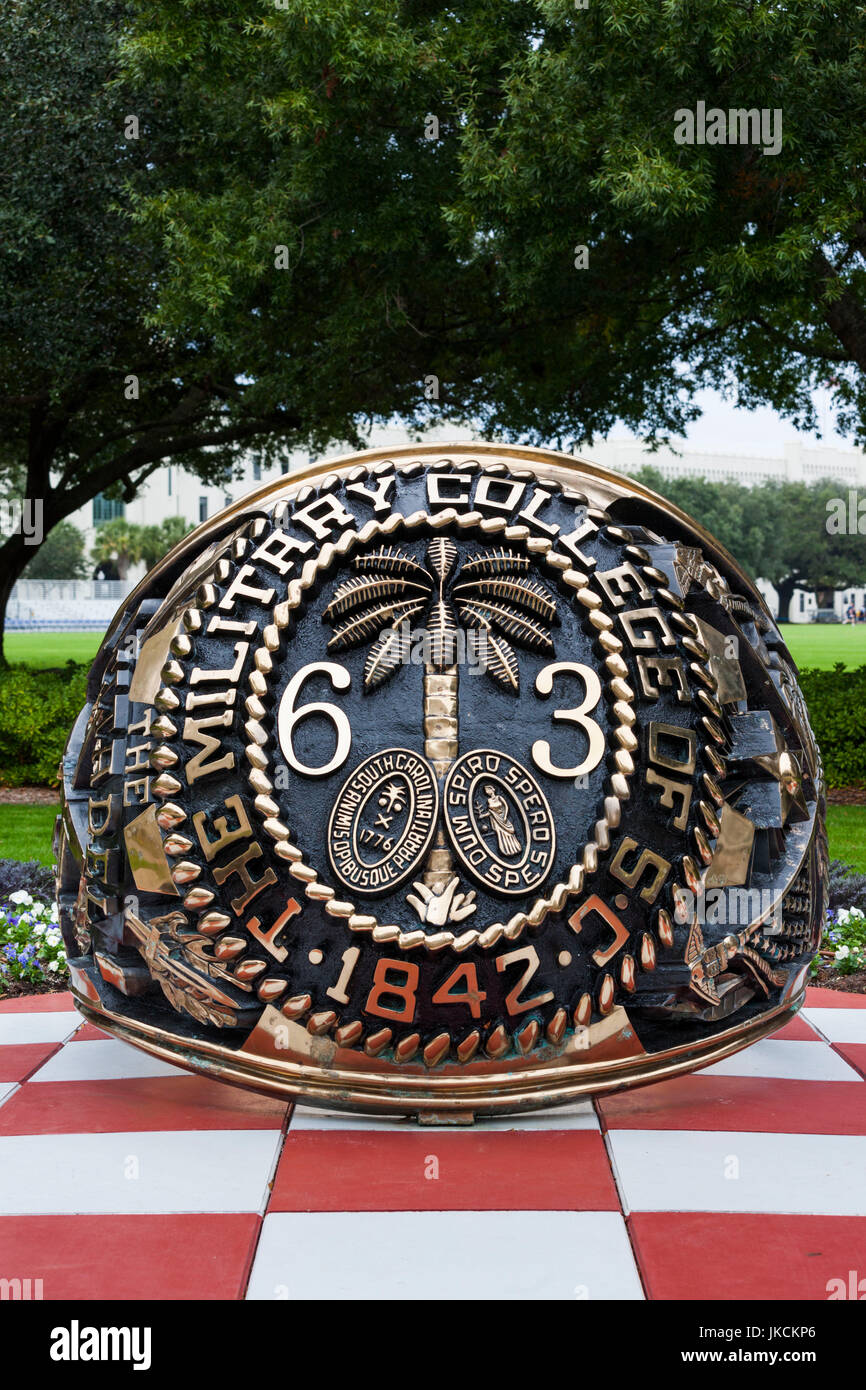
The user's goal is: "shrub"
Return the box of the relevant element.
[799,665,866,787]
[0,664,88,786]
[828,859,866,914]
[0,859,56,899]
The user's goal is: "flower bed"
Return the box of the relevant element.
[0,889,67,996]
[813,904,866,989]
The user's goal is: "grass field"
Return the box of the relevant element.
[1,801,863,872]
[5,630,103,668]
[0,805,57,865]
[824,805,866,872]
[779,623,866,670]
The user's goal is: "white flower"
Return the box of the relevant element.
[31,924,45,937]
[9,890,32,906]
[47,961,59,973]
[49,903,59,922]
[835,945,851,961]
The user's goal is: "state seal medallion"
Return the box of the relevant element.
[328,749,439,895]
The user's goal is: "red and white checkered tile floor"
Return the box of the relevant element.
[1,987,865,1300]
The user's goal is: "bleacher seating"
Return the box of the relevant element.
[7,584,127,631]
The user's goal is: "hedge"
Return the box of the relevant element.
[799,665,866,789]
[0,665,89,786]
[0,662,862,789]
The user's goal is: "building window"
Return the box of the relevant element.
[252,461,262,481]
[224,495,232,510]
[799,592,805,613]
[167,468,172,497]
[93,493,126,524]
[199,496,208,524]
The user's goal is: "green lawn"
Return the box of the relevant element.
[5,630,104,668]
[825,805,866,872]
[0,805,57,865]
[1,802,863,875]
[779,622,866,671]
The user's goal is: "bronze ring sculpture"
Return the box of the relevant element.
[56,443,826,1120]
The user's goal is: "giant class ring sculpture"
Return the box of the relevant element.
[56,443,827,1119]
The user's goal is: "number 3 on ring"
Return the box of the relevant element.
[531,661,605,779]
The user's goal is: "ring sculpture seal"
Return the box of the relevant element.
[56,443,827,1118]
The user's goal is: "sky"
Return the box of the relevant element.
[618,384,854,455]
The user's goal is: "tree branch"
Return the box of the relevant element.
[811,249,866,371]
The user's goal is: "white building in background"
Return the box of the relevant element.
[13,426,865,627]
[584,437,866,490]
[69,422,478,573]
[583,437,866,623]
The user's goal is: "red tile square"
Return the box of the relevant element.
[70,1022,112,1041]
[0,992,75,1013]
[630,1212,866,1300]
[0,1076,291,1135]
[805,986,866,1009]
[834,1044,866,1081]
[772,1015,823,1041]
[0,1043,61,1083]
[0,1213,261,1299]
[269,1129,619,1212]
[598,1074,866,1135]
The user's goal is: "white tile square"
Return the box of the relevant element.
[607,1129,866,1215]
[0,1012,80,1046]
[30,1038,187,1082]
[801,1008,866,1046]
[0,1129,283,1214]
[289,1098,598,1132]
[702,1039,861,1083]
[246,1210,643,1300]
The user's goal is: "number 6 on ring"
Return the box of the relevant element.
[277,661,352,777]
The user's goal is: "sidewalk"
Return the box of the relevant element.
[1,986,864,1301]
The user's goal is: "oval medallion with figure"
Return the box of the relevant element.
[442,749,556,896]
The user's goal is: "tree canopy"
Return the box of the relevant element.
[122,0,866,445]
[4,0,866,658]
[90,516,192,579]
[0,0,303,659]
[22,521,88,581]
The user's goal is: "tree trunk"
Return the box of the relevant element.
[422,664,459,889]
[0,534,37,669]
[774,574,798,625]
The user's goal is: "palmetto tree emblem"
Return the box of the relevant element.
[322,541,558,923]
